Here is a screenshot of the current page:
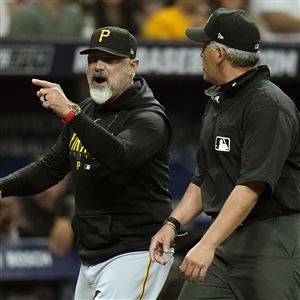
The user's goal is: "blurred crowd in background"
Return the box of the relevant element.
[1,0,300,42]
[1,0,299,243]
[0,173,74,251]
[0,1,299,299]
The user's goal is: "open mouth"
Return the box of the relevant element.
[92,75,107,85]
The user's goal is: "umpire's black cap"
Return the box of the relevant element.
[80,26,137,59]
[186,8,260,52]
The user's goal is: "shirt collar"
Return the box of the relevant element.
[205,65,270,104]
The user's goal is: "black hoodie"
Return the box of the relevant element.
[0,77,173,264]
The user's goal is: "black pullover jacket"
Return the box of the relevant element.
[0,77,173,264]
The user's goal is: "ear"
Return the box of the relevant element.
[217,47,227,63]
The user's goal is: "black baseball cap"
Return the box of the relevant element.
[80,26,137,58]
[186,8,260,52]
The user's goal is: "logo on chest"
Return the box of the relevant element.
[215,136,230,152]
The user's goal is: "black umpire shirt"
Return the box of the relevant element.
[192,65,300,223]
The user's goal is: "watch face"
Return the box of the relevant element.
[70,103,81,115]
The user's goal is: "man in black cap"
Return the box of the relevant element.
[150,8,300,300]
[0,27,174,299]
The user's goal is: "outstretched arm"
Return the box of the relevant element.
[0,161,60,198]
[32,79,171,171]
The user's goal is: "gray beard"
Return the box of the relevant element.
[90,87,113,105]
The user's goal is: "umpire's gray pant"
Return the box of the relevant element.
[179,213,300,300]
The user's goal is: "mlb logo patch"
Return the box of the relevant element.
[215,136,230,152]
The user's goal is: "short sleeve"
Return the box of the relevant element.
[237,99,296,192]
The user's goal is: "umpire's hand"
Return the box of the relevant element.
[32,79,71,118]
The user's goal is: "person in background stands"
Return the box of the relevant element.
[135,0,171,37]
[150,7,300,300]
[210,0,249,11]
[0,196,20,242]
[92,0,141,37]
[249,0,300,42]
[0,26,174,300]
[9,0,84,39]
[0,0,18,37]
[143,0,210,40]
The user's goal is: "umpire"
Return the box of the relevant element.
[150,8,300,300]
[0,27,174,299]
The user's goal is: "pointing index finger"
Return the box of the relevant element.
[32,78,57,88]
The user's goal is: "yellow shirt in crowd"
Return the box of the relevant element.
[143,6,198,40]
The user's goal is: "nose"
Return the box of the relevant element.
[94,59,106,71]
